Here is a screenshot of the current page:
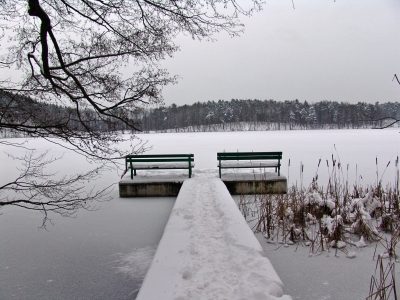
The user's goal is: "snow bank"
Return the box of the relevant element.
[137,177,292,300]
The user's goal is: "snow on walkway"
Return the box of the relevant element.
[137,175,292,300]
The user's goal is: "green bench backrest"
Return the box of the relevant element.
[125,154,194,178]
[126,154,194,158]
[217,152,282,160]
[126,154,194,163]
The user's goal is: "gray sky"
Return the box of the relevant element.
[160,0,400,106]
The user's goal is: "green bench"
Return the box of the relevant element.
[217,152,282,178]
[124,154,194,179]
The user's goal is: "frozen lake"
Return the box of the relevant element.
[140,128,399,187]
[1,128,399,299]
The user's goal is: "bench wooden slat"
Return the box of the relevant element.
[217,151,282,156]
[217,156,281,161]
[219,161,279,168]
[130,162,195,168]
[126,154,194,158]
[127,158,194,163]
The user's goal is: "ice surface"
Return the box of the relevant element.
[1,128,399,299]
[116,246,157,294]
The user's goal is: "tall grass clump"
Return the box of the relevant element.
[240,155,399,254]
[238,155,399,297]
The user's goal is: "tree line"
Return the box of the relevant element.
[140,99,400,132]
[3,93,400,138]
[0,90,140,138]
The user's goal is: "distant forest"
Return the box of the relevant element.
[1,89,400,138]
[0,90,139,138]
[141,99,400,132]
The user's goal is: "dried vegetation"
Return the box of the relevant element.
[238,155,399,299]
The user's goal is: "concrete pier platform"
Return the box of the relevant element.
[119,171,287,197]
[220,173,287,195]
[119,174,188,197]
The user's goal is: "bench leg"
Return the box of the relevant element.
[134,169,137,176]
[219,167,221,178]
[278,159,281,176]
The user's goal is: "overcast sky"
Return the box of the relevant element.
[160,0,399,106]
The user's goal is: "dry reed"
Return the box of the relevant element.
[237,155,399,298]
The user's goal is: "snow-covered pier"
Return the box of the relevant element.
[119,172,287,197]
[136,176,292,300]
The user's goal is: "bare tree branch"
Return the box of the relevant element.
[0,0,263,223]
[393,74,400,85]
[1,1,263,159]
[0,149,113,226]
[363,74,400,129]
